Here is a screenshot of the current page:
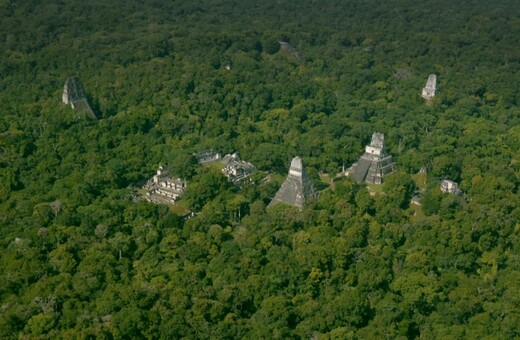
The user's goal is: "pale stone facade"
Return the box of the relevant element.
[194,150,221,164]
[143,166,186,204]
[422,74,437,101]
[268,156,316,210]
[62,77,97,119]
[347,132,397,184]
[440,179,462,195]
[221,153,255,184]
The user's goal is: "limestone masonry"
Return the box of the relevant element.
[347,132,397,184]
[440,179,462,195]
[143,166,186,205]
[268,156,316,210]
[62,77,97,119]
[421,74,437,101]
[221,152,256,184]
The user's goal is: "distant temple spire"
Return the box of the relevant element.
[346,132,396,184]
[268,156,316,210]
[62,76,97,119]
[279,41,301,64]
[421,74,437,101]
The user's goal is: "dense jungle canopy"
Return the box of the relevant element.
[0,0,519,338]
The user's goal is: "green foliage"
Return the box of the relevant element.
[164,149,198,179]
[0,0,519,338]
[182,166,230,211]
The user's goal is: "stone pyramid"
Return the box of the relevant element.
[268,156,316,210]
[62,76,97,119]
[421,74,437,101]
[347,132,396,184]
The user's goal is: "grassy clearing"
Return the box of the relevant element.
[202,161,225,171]
[170,200,190,215]
[319,173,333,184]
[318,173,335,191]
[409,204,426,223]
[411,172,427,189]
[366,183,384,194]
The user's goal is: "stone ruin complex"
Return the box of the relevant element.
[347,132,397,184]
[143,166,187,205]
[62,76,97,119]
[221,152,256,184]
[194,150,221,164]
[268,156,316,210]
[440,179,462,195]
[194,150,255,185]
[421,74,437,101]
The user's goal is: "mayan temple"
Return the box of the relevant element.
[62,76,97,119]
[268,156,316,210]
[279,41,301,63]
[421,74,437,101]
[347,132,397,184]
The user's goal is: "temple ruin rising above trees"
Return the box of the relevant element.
[347,132,397,184]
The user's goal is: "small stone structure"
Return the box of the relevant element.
[410,195,421,206]
[194,150,221,164]
[62,77,97,119]
[268,156,316,210]
[421,74,437,101]
[143,166,186,204]
[347,132,397,184]
[440,179,462,195]
[193,150,256,184]
[279,41,301,63]
[221,152,255,184]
